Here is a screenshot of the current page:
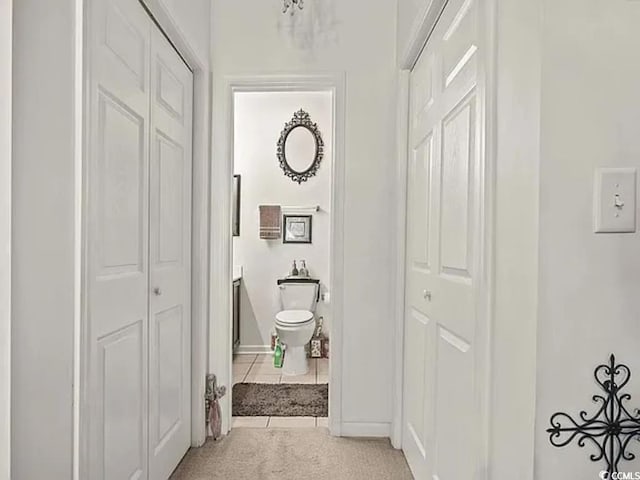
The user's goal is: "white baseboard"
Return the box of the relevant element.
[234,344,272,355]
[340,422,391,438]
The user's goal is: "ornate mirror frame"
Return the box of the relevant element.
[276,109,324,184]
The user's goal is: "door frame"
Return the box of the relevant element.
[75,0,212,477]
[0,0,12,477]
[391,0,498,475]
[210,74,346,436]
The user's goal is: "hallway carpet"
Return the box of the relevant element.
[170,428,414,480]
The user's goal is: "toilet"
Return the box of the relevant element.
[275,278,320,376]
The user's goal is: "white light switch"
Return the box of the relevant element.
[594,168,637,233]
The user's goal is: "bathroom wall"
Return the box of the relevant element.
[233,91,333,349]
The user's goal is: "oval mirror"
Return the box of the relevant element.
[284,126,316,173]
[277,109,324,184]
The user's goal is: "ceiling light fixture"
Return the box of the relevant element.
[283,0,304,15]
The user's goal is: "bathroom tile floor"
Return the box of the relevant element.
[232,354,329,429]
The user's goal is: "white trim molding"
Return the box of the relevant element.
[210,74,346,437]
[391,70,410,449]
[340,422,391,438]
[234,345,273,355]
[476,0,498,476]
[0,0,12,477]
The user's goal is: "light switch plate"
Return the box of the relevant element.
[594,167,637,233]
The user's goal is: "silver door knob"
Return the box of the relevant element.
[423,290,432,301]
[153,287,162,296]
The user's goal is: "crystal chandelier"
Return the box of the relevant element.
[282,0,304,15]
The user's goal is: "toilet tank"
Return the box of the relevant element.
[277,279,320,311]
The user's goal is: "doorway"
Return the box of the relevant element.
[230,90,332,428]
[210,75,346,436]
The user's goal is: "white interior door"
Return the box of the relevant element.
[147,23,193,480]
[87,0,151,477]
[87,0,192,478]
[402,0,485,477]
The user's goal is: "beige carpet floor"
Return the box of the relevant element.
[170,428,414,480]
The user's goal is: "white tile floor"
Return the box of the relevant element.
[232,354,328,385]
[232,353,329,429]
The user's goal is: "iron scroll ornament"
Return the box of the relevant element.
[276,109,324,184]
[547,355,640,475]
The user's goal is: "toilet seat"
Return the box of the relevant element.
[275,309,314,326]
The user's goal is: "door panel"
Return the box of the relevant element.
[440,93,475,279]
[148,25,193,480]
[88,0,150,478]
[104,4,146,87]
[156,135,184,265]
[154,305,184,445]
[435,330,475,479]
[409,134,433,271]
[403,0,485,477]
[97,91,145,277]
[100,322,145,480]
[442,0,477,90]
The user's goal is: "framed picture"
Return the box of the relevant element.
[283,215,312,244]
[232,174,241,237]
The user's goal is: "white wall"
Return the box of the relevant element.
[535,0,640,477]
[396,0,424,59]
[12,1,77,477]
[144,0,210,67]
[233,91,333,348]
[0,1,11,478]
[490,0,541,478]
[396,0,447,68]
[10,1,211,477]
[212,0,398,430]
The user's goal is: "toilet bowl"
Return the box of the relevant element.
[275,278,320,376]
[275,310,316,376]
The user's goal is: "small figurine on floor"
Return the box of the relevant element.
[205,374,227,441]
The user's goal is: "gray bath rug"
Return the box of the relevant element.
[232,383,328,417]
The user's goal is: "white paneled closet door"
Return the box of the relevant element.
[86,0,193,478]
[402,0,486,478]
[147,21,193,480]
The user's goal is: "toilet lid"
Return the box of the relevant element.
[276,310,314,325]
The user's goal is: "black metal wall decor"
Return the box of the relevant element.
[276,109,324,184]
[547,355,640,474]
